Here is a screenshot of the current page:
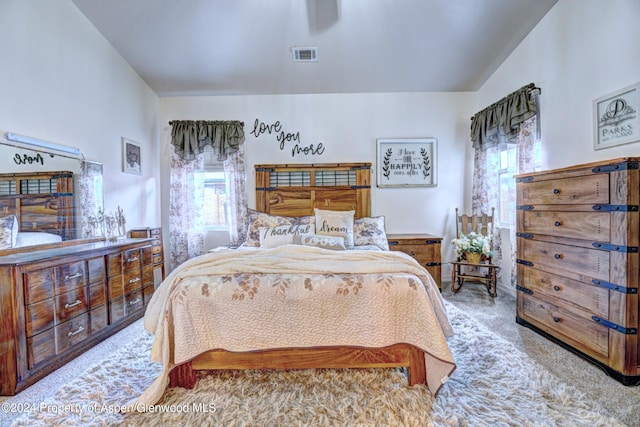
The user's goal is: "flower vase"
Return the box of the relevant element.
[465,252,482,264]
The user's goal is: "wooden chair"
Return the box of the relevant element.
[450,207,499,297]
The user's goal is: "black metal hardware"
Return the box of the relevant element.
[388,241,399,246]
[516,259,533,266]
[592,279,638,294]
[553,316,560,323]
[516,205,534,210]
[516,285,533,295]
[516,232,534,239]
[554,221,562,227]
[553,285,560,291]
[592,161,639,173]
[425,262,441,267]
[553,253,562,259]
[592,316,637,334]
[592,204,639,212]
[255,167,275,172]
[553,188,560,194]
[515,176,534,183]
[350,185,371,189]
[255,187,275,191]
[592,242,638,253]
[425,240,441,244]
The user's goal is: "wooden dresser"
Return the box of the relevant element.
[0,238,163,395]
[387,233,442,290]
[515,158,640,385]
[129,227,165,289]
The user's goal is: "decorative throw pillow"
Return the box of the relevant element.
[293,234,346,251]
[259,224,314,248]
[354,216,389,251]
[0,215,18,249]
[314,208,355,247]
[245,209,302,247]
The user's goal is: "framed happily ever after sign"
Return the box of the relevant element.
[376,138,437,187]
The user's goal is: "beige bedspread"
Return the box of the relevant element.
[136,245,456,407]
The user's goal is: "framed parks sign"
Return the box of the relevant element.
[376,138,437,187]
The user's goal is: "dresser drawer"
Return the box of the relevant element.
[150,228,162,237]
[56,261,86,294]
[123,269,143,294]
[520,239,609,282]
[520,268,609,319]
[519,174,609,205]
[55,285,89,323]
[123,249,142,270]
[110,291,144,323]
[25,298,55,337]
[87,257,106,285]
[520,294,609,358]
[522,211,611,241]
[55,312,91,354]
[143,284,155,306]
[23,268,54,305]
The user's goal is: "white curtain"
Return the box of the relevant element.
[224,144,249,247]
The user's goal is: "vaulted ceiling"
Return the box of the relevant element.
[71,0,558,97]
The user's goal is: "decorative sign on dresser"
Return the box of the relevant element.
[387,233,442,290]
[515,157,640,385]
[0,236,164,395]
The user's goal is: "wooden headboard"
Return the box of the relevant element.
[255,163,371,218]
[0,171,75,240]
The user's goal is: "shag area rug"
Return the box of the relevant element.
[11,302,624,427]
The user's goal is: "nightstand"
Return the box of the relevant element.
[387,233,442,290]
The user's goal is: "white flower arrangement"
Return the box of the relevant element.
[451,231,493,260]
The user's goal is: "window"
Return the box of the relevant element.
[204,164,230,230]
[496,141,541,227]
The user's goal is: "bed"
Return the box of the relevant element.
[0,171,73,251]
[136,163,456,406]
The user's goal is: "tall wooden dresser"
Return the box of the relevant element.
[515,157,640,385]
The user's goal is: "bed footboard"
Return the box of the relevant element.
[169,344,427,389]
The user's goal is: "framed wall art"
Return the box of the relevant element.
[122,137,142,175]
[593,82,640,150]
[376,138,437,187]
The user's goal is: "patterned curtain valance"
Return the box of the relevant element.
[169,120,245,161]
[470,83,540,149]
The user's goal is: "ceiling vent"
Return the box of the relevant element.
[291,47,318,62]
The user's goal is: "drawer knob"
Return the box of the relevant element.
[554,253,562,260]
[409,251,416,257]
[553,188,560,194]
[127,256,139,262]
[553,285,560,291]
[554,221,562,227]
[68,326,85,337]
[64,272,82,280]
[553,316,560,323]
[64,299,82,309]
[129,277,141,284]
[129,298,141,305]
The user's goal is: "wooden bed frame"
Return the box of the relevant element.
[169,163,429,389]
[0,171,75,241]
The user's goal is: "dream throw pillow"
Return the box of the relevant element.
[314,208,355,248]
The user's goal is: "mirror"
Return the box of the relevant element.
[0,141,104,253]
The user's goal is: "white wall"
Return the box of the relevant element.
[479,0,640,170]
[0,0,161,230]
[160,92,475,264]
[477,0,640,294]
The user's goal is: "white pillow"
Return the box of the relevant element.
[314,208,355,247]
[353,216,389,250]
[259,224,314,248]
[293,234,346,251]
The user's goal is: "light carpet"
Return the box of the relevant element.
[10,302,624,427]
